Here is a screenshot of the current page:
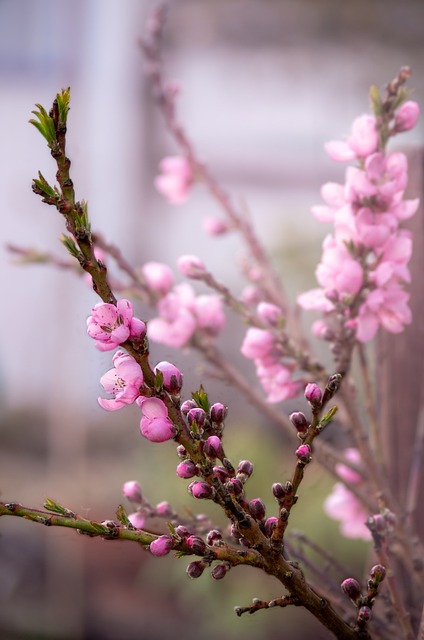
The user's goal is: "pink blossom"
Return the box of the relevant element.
[178,254,207,279]
[148,283,197,348]
[98,351,143,411]
[149,535,174,556]
[241,328,274,360]
[141,262,174,296]
[394,100,420,132]
[257,302,284,327]
[122,480,143,503]
[315,236,363,298]
[154,360,183,394]
[203,216,229,236]
[325,114,378,162]
[255,362,302,403]
[324,483,371,541]
[193,295,225,335]
[335,448,362,484]
[356,286,412,342]
[128,512,146,529]
[136,396,176,442]
[87,299,146,351]
[154,156,193,205]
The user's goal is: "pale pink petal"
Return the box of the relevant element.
[325,140,356,162]
[98,397,127,411]
[137,396,168,419]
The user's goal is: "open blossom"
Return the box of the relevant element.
[298,105,418,343]
[148,282,225,348]
[154,156,193,204]
[98,350,143,411]
[87,299,146,351]
[136,396,176,442]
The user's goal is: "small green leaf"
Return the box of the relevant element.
[319,405,338,429]
[56,87,71,124]
[60,234,80,258]
[369,84,383,116]
[116,504,131,527]
[192,384,210,412]
[44,498,75,518]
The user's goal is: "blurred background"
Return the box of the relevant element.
[0,0,423,638]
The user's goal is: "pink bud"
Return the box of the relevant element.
[296,444,312,463]
[188,481,215,500]
[180,399,197,415]
[186,535,207,554]
[304,383,322,406]
[141,261,174,296]
[358,606,372,623]
[395,101,420,132]
[213,465,229,482]
[249,498,266,521]
[237,460,254,478]
[187,408,206,428]
[264,517,278,537]
[154,361,183,394]
[289,411,309,434]
[257,302,284,327]
[178,254,207,279]
[206,529,222,545]
[155,501,173,517]
[175,525,191,538]
[211,563,229,580]
[203,216,229,236]
[272,483,286,500]
[341,578,362,602]
[210,402,227,424]
[149,535,174,557]
[176,459,198,479]
[122,480,142,504]
[128,512,146,529]
[203,435,222,458]
[226,478,244,496]
[369,564,386,584]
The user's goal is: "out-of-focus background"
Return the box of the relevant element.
[1,1,423,638]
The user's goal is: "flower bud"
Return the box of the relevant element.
[237,460,254,478]
[296,444,312,464]
[203,216,229,236]
[128,512,146,529]
[289,411,309,435]
[186,535,207,555]
[210,402,227,424]
[272,483,286,500]
[154,361,183,395]
[304,383,322,406]
[188,481,215,500]
[187,560,206,579]
[257,302,284,327]
[149,535,173,557]
[180,400,197,415]
[187,408,207,428]
[141,261,174,296]
[394,100,420,132]
[178,255,208,279]
[206,529,222,545]
[155,501,173,517]
[264,516,278,537]
[341,578,362,602]
[211,563,228,580]
[176,444,188,458]
[249,498,266,521]
[358,606,372,623]
[226,478,244,496]
[369,564,386,584]
[203,435,222,458]
[122,480,143,504]
[213,465,229,482]
[175,525,191,539]
[176,459,198,479]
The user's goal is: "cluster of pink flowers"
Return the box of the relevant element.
[142,260,225,349]
[298,102,420,342]
[87,299,146,351]
[324,448,371,540]
[241,311,303,403]
[154,156,193,205]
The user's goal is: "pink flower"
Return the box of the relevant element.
[154,361,183,394]
[394,100,420,132]
[87,299,146,351]
[324,483,371,541]
[241,328,274,360]
[203,217,229,236]
[193,295,225,335]
[148,283,197,348]
[356,286,412,342]
[136,396,176,442]
[154,156,193,204]
[178,254,207,279]
[141,262,174,296]
[98,351,143,411]
[325,114,378,162]
[123,480,143,503]
[149,535,174,556]
[128,512,146,529]
[335,448,362,484]
[315,236,363,298]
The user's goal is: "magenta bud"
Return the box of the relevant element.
[394,100,420,132]
[203,435,222,458]
[154,361,183,395]
[210,402,227,424]
[226,478,244,496]
[211,563,228,580]
[304,383,322,406]
[272,483,286,500]
[176,444,188,458]
[358,606,372,623]
[237,460,254,478]
[186,535,207,555]
[188,481,215,500]
[249,498,266,521]
[206,529,222,545]
[122,480,143,504]
[175,525,191,538]
[176,459,198,478]
[155,501,173,517]
[296,444,311,463]
[149,535,173,557]
[369,564,386,584]
[187,407,206,428]
[181,400,197,415]
[264,516,278,537]
[289,411,309,434]
[187,560,206,579]
[213,465,229,482]
[341,578,362,602]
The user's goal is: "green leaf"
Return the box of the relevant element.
[30,103,56,144]
[369,84,383,116]
[192,384,210,412]
[44,497,75,518]
[319,405,338,429]
[56,87,71,124]
[60,234,80,258]
[116,504,131,527]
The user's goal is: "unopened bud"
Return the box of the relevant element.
[341,578,362,602]
[186,535,207,555]
[304,383,322,406]
[149,535,173,557]
[122,480,143,504]
[249,498,266,521]
[358,606,372,623]
[213,465,229,482]
[226,478,244,496]
[369,564,386,584]
[181,400,197,415]
[272,483,286,500]
[176,444,188,458]
[264,516,278,537]
[187,560,206,579]
[394,100,420,132]
[296,444,312,463]
[203,435,222,458]
[237,460,254,478]
[188,408,206,428]
[176,459,198,479]
[154,361,183,395]
[178,254,208,279]
[175,525,191,539]
[128,512,145,529]
[210,402,227,423]
[257,302,284,327]
[155,501,173,517]
[211,563,229,580]
[188,481,215,500]
[206,529,222,545]
[289,412,309,434]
